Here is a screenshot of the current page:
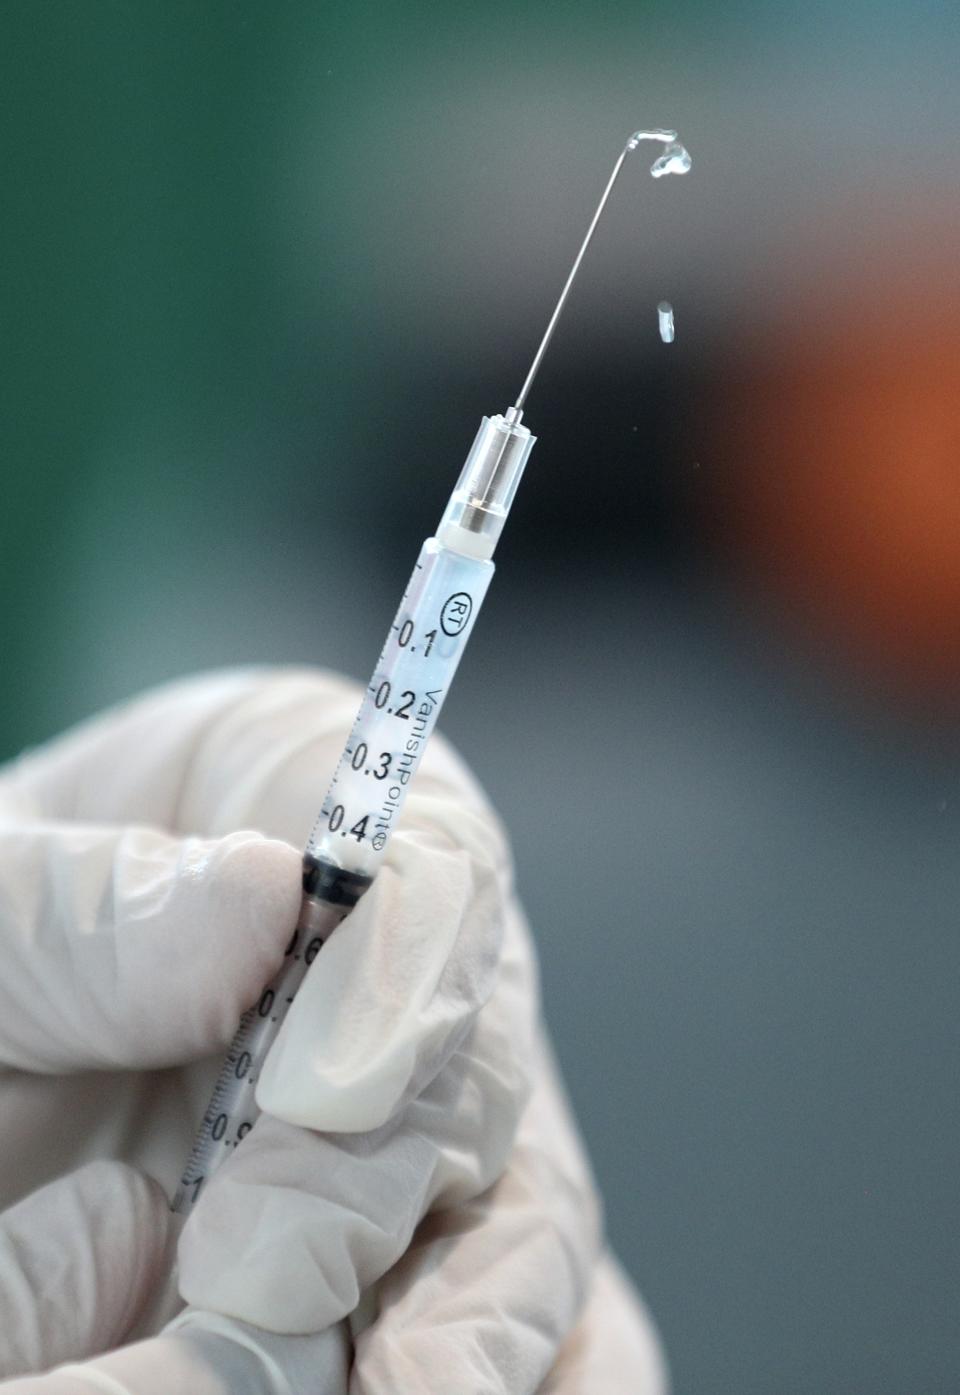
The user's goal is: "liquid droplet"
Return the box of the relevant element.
[658,301,675,343]
[650,142,692,179]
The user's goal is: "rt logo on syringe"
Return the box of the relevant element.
[440,592,473,636]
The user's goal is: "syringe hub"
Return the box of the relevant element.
[436,412,536,560]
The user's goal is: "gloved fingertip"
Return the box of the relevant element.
[256,1035,415,1133]
[214,834,303,941]
[101,831,305,1068]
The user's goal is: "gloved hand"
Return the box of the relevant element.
[0,669,667,1394]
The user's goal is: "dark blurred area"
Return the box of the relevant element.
[2,3,959,1391]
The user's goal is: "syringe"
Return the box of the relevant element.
[173,128,690,1215]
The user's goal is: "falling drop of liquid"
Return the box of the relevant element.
[658,301,675,343]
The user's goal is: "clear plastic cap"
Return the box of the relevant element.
[436,412,536,560]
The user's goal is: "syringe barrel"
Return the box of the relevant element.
[436,414,536,560]
[307,536,495,880]
[173,413,535,1214]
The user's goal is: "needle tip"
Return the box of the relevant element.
[626,127,677,151]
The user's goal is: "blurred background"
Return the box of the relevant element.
[2,2,959,1390]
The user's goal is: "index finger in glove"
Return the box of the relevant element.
[0,820,301,1073]
[0,668,351,832]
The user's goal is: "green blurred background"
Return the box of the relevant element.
[3,3,960,1390]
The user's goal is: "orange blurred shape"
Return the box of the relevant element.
[708,203,960,705]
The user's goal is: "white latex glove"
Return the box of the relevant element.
[0,669,666,1393]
